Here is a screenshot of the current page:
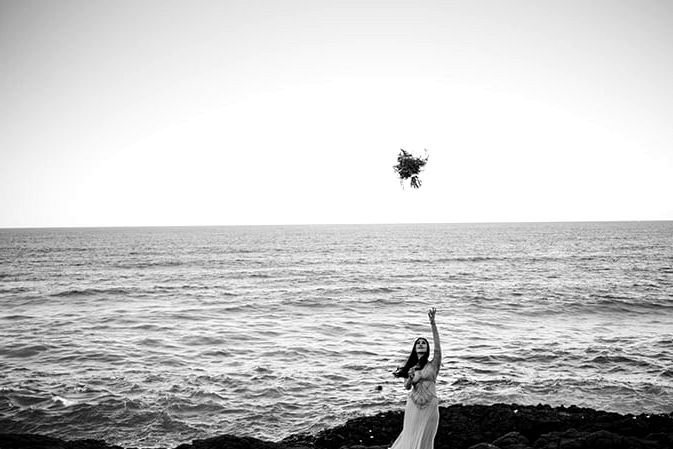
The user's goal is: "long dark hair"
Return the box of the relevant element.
[393,337,430,378]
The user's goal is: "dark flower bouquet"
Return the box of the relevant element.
[393,149,428,189]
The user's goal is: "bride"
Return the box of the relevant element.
[391,308,441,449]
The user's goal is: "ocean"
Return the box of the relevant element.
[1,222,672,448]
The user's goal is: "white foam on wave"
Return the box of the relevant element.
[51,396,77,407]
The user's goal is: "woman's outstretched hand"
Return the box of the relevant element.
[428,307,436,324]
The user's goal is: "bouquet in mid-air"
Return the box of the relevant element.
[393,149,428,189]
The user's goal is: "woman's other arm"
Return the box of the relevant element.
[404,367,416,390]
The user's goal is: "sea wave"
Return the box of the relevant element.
[50,287,133,298]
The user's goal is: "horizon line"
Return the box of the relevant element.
[1,219,672,231]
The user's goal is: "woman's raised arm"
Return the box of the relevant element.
[428,308,441,367]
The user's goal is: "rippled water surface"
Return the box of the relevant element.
[1,222,672,447]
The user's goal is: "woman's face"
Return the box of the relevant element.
[415,339,429,356]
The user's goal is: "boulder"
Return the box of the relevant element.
[492,431,530,449]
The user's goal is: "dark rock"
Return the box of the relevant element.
[467,444,500,449]
[583,429,625,449]
[0,433,67,449]
[646,432,673,447]
[512,405,563,441]
[176,435,284,449]
[278,433,314,449]
[0,433,124,449]
[339,445,388,449]
[438,404,517,449]
[532,428,668,449]
[492,431,530,449]
[312,410,402,449]
[533,428,586,449]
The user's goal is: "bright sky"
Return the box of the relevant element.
[1,0,672,227]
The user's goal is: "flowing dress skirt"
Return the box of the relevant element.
[389,397,439,449]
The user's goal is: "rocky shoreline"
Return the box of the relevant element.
[2,403,672,449]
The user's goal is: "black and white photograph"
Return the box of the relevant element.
[1,1,672,448]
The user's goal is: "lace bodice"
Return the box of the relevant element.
[408,357,440,408]
[403,318,442,410]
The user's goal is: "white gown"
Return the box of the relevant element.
[390,355,440,449]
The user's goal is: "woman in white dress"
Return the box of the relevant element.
[390,308,441,449]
